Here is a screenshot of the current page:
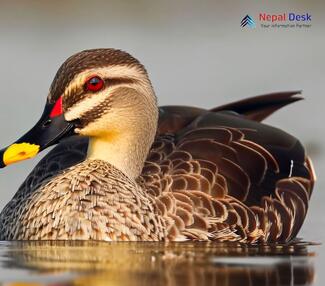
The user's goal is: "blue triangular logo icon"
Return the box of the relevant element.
[241,15,256,28]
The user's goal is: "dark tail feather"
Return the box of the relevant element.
[211,91,303,122]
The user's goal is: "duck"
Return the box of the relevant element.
[0,48,316,242]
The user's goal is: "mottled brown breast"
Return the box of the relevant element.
[0,160,166,241]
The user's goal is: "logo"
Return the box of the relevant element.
[241,13,312,29]
[240,15,256,28]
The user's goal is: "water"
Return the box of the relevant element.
[0,241,318,285]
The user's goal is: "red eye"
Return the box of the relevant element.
[85,76,104,92]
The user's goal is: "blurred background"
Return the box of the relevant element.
[0,0,324,283]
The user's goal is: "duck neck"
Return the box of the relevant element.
[86,120,157,180]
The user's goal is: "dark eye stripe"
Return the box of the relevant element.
[78,96,113,127]
[63,77,137,111]
[77,86,140,128]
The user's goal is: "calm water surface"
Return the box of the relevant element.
[0,241,317,286]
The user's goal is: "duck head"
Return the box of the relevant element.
[0,49,158,178]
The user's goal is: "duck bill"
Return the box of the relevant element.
[0,100,75,168]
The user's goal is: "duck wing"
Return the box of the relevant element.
[141,92,315,242]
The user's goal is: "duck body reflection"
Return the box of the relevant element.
[0,241,316,286]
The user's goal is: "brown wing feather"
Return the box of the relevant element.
[142,107,314,243]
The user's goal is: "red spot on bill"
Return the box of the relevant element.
[50,96,63,118]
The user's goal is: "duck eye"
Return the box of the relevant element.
[85,76,104,92]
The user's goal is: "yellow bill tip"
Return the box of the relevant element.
[3,143,40,166]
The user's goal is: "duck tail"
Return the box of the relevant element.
[211,91,303,122]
